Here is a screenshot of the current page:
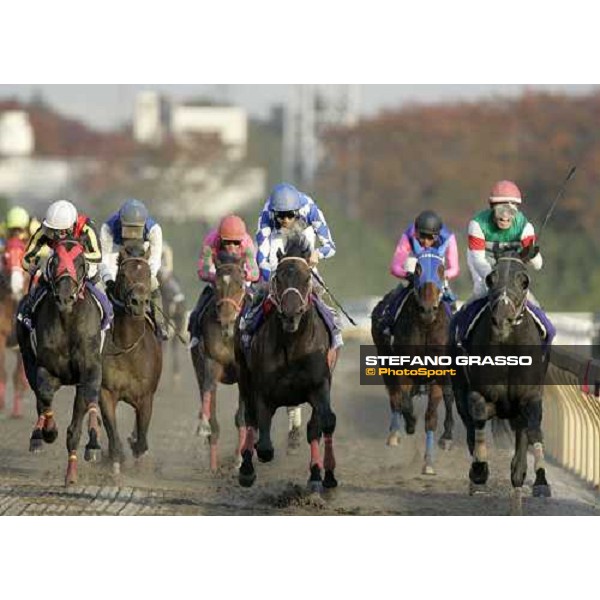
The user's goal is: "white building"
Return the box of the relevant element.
[0,111,34,157]
[133,91,168,147]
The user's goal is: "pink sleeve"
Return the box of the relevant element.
[444,235,460,280]
[197,230,219,282]
[240,233,259,282]
[390,234,412,278]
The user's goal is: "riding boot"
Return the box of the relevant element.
[188,286,215,347]
[151,288,169,341]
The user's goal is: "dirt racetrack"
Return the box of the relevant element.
[0,341,599,516]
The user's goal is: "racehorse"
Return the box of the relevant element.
[101,243,162,475]
[190,252,247,471]
[372,251,455,475]
[16,239,104,485]
[449,253,552,513]
[236,233,339,492]
[159,270,187,383]
[0,236,29,417]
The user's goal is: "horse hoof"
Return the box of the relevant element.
[308,479,324,494]
[257,447,274,463]
[405,421,416,435]
[469,461,489,485]
[422,463,436,476]
[42,429,58,444]
[386,432,400,446]
[532,484,552,498]
[239,470,256,488]
[438,438,453,451]
[196,419,211,438]
[29,438,43,453]
[469,482,488,496]
[323,470,338,489]
[84,447,101,463]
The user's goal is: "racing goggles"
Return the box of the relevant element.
[275,210,298,222]
[221,239,242,247]
[493,203,518,221]
[122,225,144,240]
[49,228,72,240]
[417,232,439,242]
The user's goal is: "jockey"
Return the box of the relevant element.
[188,214,259,346]
[99,198,167,340]
[0,206,42,255]
[18,200,110,327]
[467,179,542,301]
[377,210,460,344]
[240,182,342,349]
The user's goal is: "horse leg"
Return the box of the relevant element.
[65,390,88,485]
[30,367,60,452]
[510,417,529,515]
[196,355,216,439]
[208,389,220,472]
[316,381,337,489]
[306,406,323,493]
[238,389,257,488]
[80,367,102,463]
[0,337,6,412]
[525,394,551,498]
[234,397,246,469]
[468,391,493,494]
[438,383,455,450]
[386,386,402,446]
[286,406,302,454]
[422,384,442,475]
[99,388,124,475]
[255,397,274,463]
[400,384,416,435]
[131,395,154,459]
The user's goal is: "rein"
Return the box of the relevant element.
[269,257,312,313]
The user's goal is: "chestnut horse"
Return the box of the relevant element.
[0,236,29,417]
[100,243,162,476]
[190,252,248,471]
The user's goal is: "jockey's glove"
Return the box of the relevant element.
[520,244,540,262]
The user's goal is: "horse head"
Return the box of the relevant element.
[115,242,151,319]
[486,254,530,341]
[413,251,445,325]
[214,251,246,339]
[47,239,88,313]
[2,236,27,300]
[272,232,313,332]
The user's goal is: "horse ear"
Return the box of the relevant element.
[276,248,284,262]
[485,271,496,289]
[415,263,422,277]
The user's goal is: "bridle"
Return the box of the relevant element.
[49,243,86,300]
[215,263,246,316]
[114,256,151,315]
[488,257,528,324]
[269,256,313,314]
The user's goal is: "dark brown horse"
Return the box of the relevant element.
[17,239,103,485]
[100,244,162,476]
[236,233,339,492]
[450,254,551,514]
[0,236,29,417]
[191,252,247,471]
[372,251,455,475]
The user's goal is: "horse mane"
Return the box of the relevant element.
[283,230,312,260]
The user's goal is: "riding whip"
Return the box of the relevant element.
[150,298,188,344]
[310,269,357,326]
[537,165,577,244]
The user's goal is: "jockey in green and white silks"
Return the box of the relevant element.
[467,180,542,302]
